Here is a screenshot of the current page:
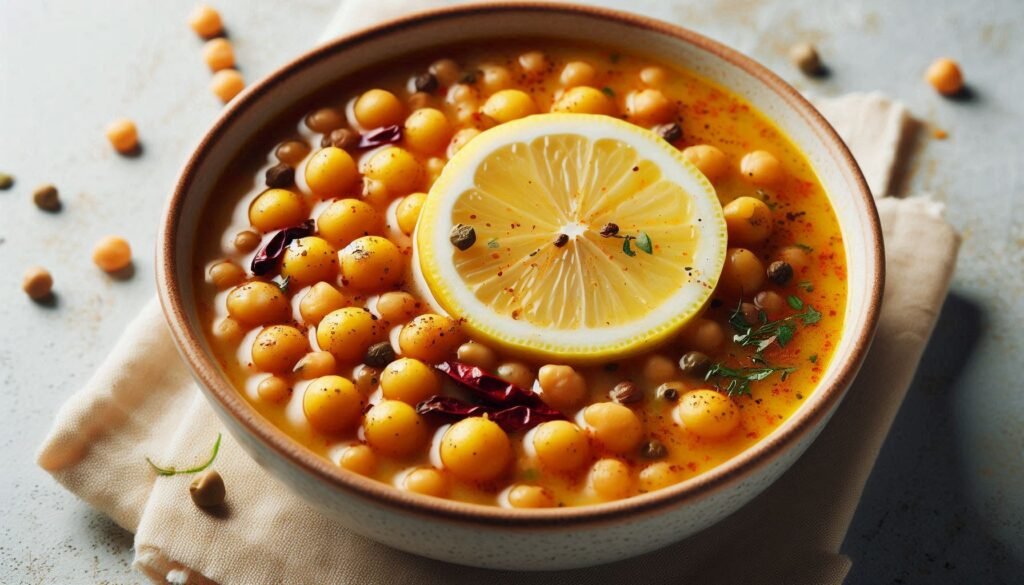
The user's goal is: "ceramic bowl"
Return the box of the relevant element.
[157,2,884,570]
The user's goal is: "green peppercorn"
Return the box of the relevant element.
[679,351,711,377]
[449,223,477,251]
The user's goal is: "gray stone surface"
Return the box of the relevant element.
[0,0,1020,583]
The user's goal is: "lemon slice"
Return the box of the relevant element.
[416,114,726,362]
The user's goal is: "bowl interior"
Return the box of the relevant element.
[160,3,882,521]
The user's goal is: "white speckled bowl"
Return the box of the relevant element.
[157,2,883,570]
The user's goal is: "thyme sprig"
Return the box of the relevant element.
[729,300,822,354]
[146,434,222,477]
[705,363,797,397]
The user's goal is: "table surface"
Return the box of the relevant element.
[1,0,1021,583]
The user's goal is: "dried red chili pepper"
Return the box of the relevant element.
[416,396,563,433]
[358,125,403,149]
[435,361,542,407]
[250,220,314,276]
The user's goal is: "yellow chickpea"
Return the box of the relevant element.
[639,462,679,492]
[425,157,446,185]
[626,89,675,125]
[303,375,364,435]
[188,4,222,38]
[496,362,534,390]
[639,66,668,87]
[398,313,463,363]
[440,417,511,482]
[678,389,741,439]
[354,89,404,129]
[316,198,381,248]
[207,261,245,290]
[293,350,337,380]
[364,147,423,196]
[681,145,729,183]
[339,236,404,292]
[316,307,381,362]
[643,354,678,384]
[926,58,964,95]
[532,420,591,473]
[404,467,448,497]
[429,58,461,86]
[376,291,421,323]
[560,61,597,87]
[479,64,512,94]
[396,193,427,235]
[226,281,291,325]
[403,108,452,155]
[777,245,812,274]
[202,37,234,72]
[380,357,439,405]
[589,458,633,500]
[340,444,376,476]
[299,282,349,325]
[211,317,244,346]
[361,178,391,209]
[251,325,309,374]
[448,128,481,157]
[248,188,307,232]
[679,318,726,354]
[482,89,539,124]
[407,91,433,111]
[92,236,132,272]
[507,484,556,508]
[210,69,245,103]
[739,150,784,187]
[537,364,587,410]
[280,236,337,286]
[552,87,616,115]
[518,51,547,74]
[583,403,643,455]
[455,342,497,371]
[719,247,766,298]
[723,196,774,246]
[257,375,291,403]
[363,400,428,457]
[105,118,138,154]
[305,147,359,199]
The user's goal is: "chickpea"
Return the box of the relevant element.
[678,389,740,439]
[404,467,448,497]
[533,420,591,473]
[398,313,463,363]
[299,282,349,325]
[926,58,964,95]
[380,357,439,405]
[315,199,381,249]
[589,458,633,500]
[316,307,381,362]
[210,69,245,103]
[226,281,290,325]
[560,61,597,87]
[105,118,138,154]
[92,236,132,272]
[305,147,359,199]
[425,157,446,185]
[455,342,497,371]
[202,38,234,72]
[537,364,587,410]
[305,107,344,134]
[518,51,547,74]
[251,325,308,374]
[211,317,244,346]
[403,108,452,155]
[293,350,337,380]
[626,89,675,125]
[754,290,787,317]
[361,178,391,209]
[496,362,534,390]
[448,82,478,105]
[376,291,421,323]
[364,147,423,196]
[340,444,376,476]
[339,236,404,292]
[642,354,677,385]
[364,400,428,457]
[21,266,53,300]
[396,193,427,235]
[352,364,381,393]
[257,375,291,403]
[233,230,261,253]
[777,245,812,274]
[723,196,774,246]
[440,417,511,482]
[207,261,245,290]
[275,140,310,166]
[448,128,481,157]
[407,91,433,111]
[507,484,556,508]
[429,58,461,86]
[739,150,784,187]
[719,247,766,298]
[249,188,307,232]
[639,462,679,492]
[479,64,512,94]
[482,89,538,124]
[188,4,222,38]
[303,375,364,435]
[280,237,337,286]
[678,318,726,354]
[681,145,729,183]
[639,66,668,87]
[354,89,404,129]
[583,402,643,455]
[552,87,616,116]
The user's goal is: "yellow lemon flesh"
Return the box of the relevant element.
[416,114,726,362]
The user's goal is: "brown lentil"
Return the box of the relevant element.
[234,230,261,253]
[609,381,643,404]
[32,184,60,211]
[364,341,397,368]
[275,140,311,166]
[655,383,680,402]
[414,72,439,93]
[767,260,794,285]
[789,43,822,76]
[189,470,226,508]
[264,163,295,188]
[305,108,345,133]
[678,351,711,377]
[653,122,682,143]
[321,128,359,150]
[22,266,54,300]
[0,173,13,190]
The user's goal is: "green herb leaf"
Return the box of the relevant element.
[635,231,653,254]
[622,238,636,257]
[801,305,822,325]
[601,86,615,97]
[705,363,797,397]
[276,276,291,293]
[731,304,822,353]
[486,238,500,249]
[787,295,804,310]
[146,434,222,477]
[797,280,814,292]
[776,323,795,346]
[808,354,818,363]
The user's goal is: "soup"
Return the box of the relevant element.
[194,41,846,508]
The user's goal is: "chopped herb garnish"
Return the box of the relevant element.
[634,231,653,254]
[622,238,636,257]
[486,238,500,249]
[601,86,615,97]
[600,223,653,257]
[729,301,822,353]
[146,434,222,476]
[705,363,797,397]
[276,276,291,293]
[787,295,804,310]
[797,280,815,292]
[809,354,818,363]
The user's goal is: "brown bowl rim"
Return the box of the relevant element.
[158,1,884,528]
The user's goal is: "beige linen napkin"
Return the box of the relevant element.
[38,4,960,584]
